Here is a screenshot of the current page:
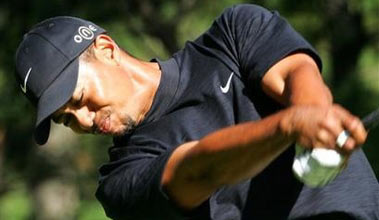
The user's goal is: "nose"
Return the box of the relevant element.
[68,106,96,132]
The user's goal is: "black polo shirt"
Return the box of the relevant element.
[96,4,379,220]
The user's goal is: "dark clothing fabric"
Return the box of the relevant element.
[96,4,379,220]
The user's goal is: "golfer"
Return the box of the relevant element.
[15,4,379,220]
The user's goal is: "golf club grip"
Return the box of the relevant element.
[362,108,379,130]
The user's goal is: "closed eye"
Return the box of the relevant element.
[52,113,63,124]
[52,113,71,126]
[63,114,74,127]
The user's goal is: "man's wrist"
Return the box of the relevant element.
[278,107,298,142]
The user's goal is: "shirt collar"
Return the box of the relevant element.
[139,57,180,126]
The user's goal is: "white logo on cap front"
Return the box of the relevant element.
[20,67,32,94]
[74,25,97,43]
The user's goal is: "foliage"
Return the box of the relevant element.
[0,0,377,219]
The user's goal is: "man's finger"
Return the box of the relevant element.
[341,115,366,146]
[334,105,367,148]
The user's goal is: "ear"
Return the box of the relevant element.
[92,34,121,65]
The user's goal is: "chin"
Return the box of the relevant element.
[111,117,137,137]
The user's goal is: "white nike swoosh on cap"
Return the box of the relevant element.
[20,67,32,94]
[220,72,234,93]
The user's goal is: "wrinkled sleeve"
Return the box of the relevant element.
[197,4,322,86]
[95,145,207,220]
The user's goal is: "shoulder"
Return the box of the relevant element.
[213,4,277,33]
[220,4,274,21]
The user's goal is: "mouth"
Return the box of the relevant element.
[97,115,111,134]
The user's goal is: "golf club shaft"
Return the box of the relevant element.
[362,108,379,130]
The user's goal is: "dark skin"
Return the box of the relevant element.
[52,35,367,211]
[52,35,161,136]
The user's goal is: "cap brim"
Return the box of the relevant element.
[34,58,79,145]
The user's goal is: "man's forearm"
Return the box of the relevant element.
[183,110,293,186]
[285,58,332,106]
[162,108,296,209]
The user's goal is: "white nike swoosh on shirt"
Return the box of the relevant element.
[220,72,234,93]
[20,67,32,94]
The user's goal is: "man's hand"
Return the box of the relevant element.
[281,104,367,154]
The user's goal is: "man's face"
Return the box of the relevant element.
[52,57,136,136]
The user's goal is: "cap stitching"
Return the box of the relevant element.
[29,32,71,60]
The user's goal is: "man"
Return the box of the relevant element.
[15,4,378,220]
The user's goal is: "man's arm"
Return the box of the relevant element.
[262,53,332,106]
[161,53,367,210]
[262,53,365,150]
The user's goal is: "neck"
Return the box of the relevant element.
[120,53,161,124]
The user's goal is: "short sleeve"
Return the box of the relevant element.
[95,144,208,220]
[199,4,322,85]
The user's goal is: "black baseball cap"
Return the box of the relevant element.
[15,16,106,145]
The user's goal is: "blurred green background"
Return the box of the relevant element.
[0,0,377,219]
